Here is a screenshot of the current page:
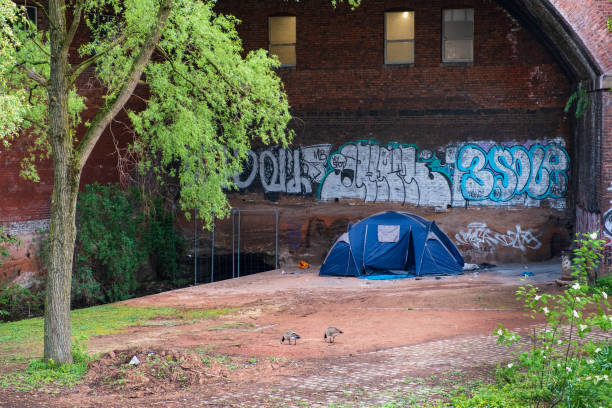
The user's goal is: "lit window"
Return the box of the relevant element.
[443,9,473,62]
[385,11,414,64]
[269,16,296,67]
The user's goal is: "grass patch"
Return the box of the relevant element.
[0,304,235,358]
[0,304,235,390]
[0,340,92,391]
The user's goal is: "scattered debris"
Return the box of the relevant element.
[464,263,496,272]
[521,271,534,277]
[555,278,574,286]
[129,356,140,365]
[478,262,496,269]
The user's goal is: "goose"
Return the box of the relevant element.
[280,330,300,345]
[324,327,343,343]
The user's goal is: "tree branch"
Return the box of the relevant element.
[63,0,84,54]
[25,66,48,86]
[30,36,52,58]
[68,31,128,85]
[75,0,173,171]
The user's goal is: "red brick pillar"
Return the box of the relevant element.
[600,86,612,271]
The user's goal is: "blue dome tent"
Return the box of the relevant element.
[319,212,464,277]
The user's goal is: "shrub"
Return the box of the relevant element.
[0,282,44,322]
[144,198,184,283]
[0,226,19,266]
[72,183,185,307]
[450,232,611,407]
[73,183,146,306]
[490,232,611,407]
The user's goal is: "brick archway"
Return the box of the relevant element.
[501,0,611,248]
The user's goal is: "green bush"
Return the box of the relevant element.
[450,383,520,407]
[488,232,610,407]
[451,232,611,408]
[144,198,184,282]
[0,282,44,322]
[596,274,612,294]
[74,183,146,306]
[0,226,19,266]
[72,183,184,307]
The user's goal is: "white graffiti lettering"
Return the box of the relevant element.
[232,144,333,194]
[318,141,452,207]
[455,222,542,252]
[576,205,601,236]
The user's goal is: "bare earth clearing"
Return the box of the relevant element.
[4,259,600,407]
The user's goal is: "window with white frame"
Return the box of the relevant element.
[269,16,296,67]
[443,9,473,62]
[385,11,414,64]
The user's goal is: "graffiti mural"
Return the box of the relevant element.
[455,222,542,252]
[576,204,601,235]
[232,139,569,209]
[602,182,612,238]
[232,144,333,195]
[456,143,569,202]
[318,140,452,207]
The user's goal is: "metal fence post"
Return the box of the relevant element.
[211,216,215,283]
[232,209,235,279]
[194,208,198,285]
[237,210,241,278]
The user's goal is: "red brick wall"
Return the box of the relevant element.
[0,3,134,227]
[216,0,571,151]
[2,0,609,274]
[550,0,612,73]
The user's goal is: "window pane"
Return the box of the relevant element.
[378,225,400,242]
[443,9,473,61]
[386,41,414,63]
[385,11,414,41]
[443,9,452,22]
[270,45,296,66]
[444,21,473,40]
[269,16,296,44]
[444,39,473,61]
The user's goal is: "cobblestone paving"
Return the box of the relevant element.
[206,328,610,408]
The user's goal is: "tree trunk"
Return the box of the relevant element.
[44,0,78,364]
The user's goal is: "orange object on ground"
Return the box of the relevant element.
[298,260,309,269]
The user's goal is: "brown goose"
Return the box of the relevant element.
[280,330,300,345]
[324,327,343,343]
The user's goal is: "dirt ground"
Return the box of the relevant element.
[1,260,567,407]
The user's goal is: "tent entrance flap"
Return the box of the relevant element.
[363,224,410,271]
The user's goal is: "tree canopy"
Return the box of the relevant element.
[0,0,293,226]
